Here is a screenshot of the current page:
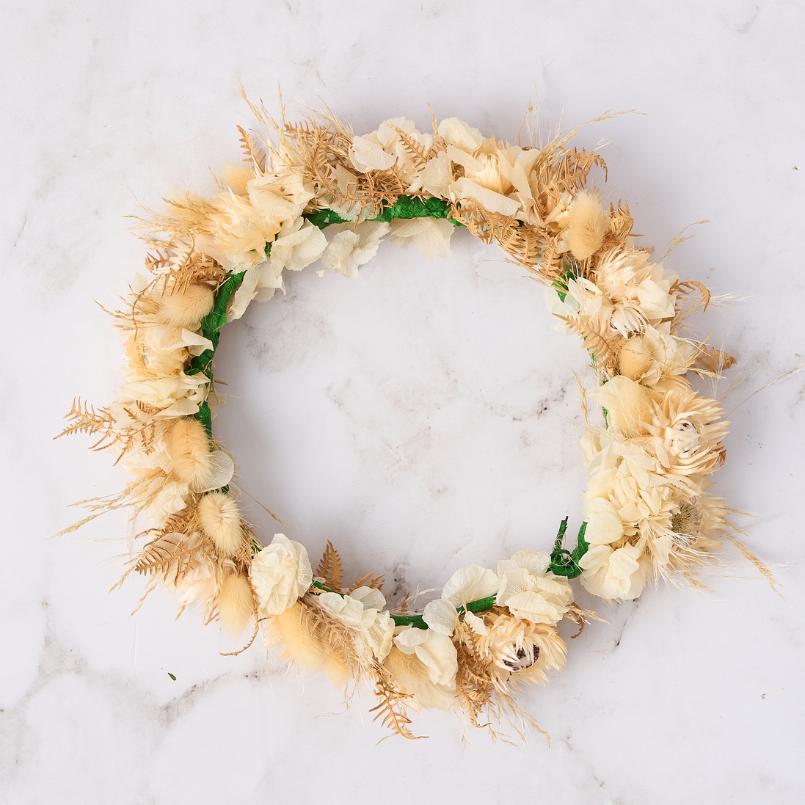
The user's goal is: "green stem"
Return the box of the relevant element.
[307,515,589,629]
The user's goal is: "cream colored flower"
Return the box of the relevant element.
[422,598,459,635]
[495,551,573,625]
[394,626,457,687]
[441,564,499,607]
[269,218,328,273]
[583,497,625,545]
[618,325,696,387]
[579,540,650,600]
[247,170,313,224]
[594,249,677,333]
[437,117,484,151]
[589,375,652,437]
[250,534,313,616]
[322,221,389,277]
[317,587,394,662]
[198,191,280,270]
[389,217,454,258]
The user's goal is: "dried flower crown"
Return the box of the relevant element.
[59,99,761,739]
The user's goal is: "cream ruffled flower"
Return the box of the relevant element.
[495,551,573,625]
[322,221,389,277]
[441,564,499,606]
[394,626,457,688]
[229,218,327,320]
[579,540,650,600]
[246,170,313,223]
[421,597,459,635]
[618,325,696,387]
[349,118,433,183]
[250,534,313,616]
[389,217,454,258]
[317,586,395,662]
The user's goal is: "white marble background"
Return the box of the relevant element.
[2,1,804,802]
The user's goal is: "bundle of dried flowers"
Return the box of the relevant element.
[57,98,762,739]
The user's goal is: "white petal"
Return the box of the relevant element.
[192,449,234,493]
[442,565,499,606]
[349,135,396,173]
[422,598,458,635]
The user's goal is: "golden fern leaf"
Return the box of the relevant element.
[236,125,266,172]
[393,126,429,172]
[676,279,711,311]
[55,398,117,450]
[369,661,423,740]
[349,572,384,592]
[316,540,343,590]
[556,315,620,371]
[694,343,736,374]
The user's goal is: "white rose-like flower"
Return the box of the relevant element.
[250,534,313,616]
[317,586,395,662]
[394,627,458,688]
[495,550,573,625]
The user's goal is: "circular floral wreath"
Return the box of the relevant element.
[60,99,755,739]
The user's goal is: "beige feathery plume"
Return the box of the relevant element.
[156,283,215,328]
[217,573,255,636]
[198,492,243,557]
[269,601,353,686]
[164,418,212,485]
[384,646,456,711]
[563,191,610,260]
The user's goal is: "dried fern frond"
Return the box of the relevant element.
[55,398,157,464]
[694,343,737,375]
[369,660,423,740]
[316,540,343,590]
[236,124,266,173]
[453,621,495,726]
[556,314,621,372]
[675,279,712,311]
[348,572,384,592]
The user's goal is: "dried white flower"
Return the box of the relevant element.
[250,534,313,615]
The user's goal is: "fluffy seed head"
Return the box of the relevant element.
[619,335,655,380]
[217,573,255,636]
[164,418,211,484]
[157,284,214,328]
[565,191,610,260]
[198,492,243,556]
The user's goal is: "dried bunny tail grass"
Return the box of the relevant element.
[198,492,244,557]
[155,283,215,328]
[216,572,257,636]
[383,647,457,712]
[267,599,357,686]
[163,418,212,485]
[563,191,610,260]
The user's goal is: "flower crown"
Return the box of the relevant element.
[58,100,758,739]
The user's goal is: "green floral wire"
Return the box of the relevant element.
[185,195,588,626]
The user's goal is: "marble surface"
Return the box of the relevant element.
[2,1,805,802]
